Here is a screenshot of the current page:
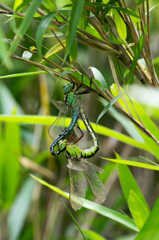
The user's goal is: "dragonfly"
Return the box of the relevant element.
[49,78,99,156]
[57,138,106,211]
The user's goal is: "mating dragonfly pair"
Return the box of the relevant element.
[49,79,106,210]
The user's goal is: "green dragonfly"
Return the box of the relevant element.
[49,79,99,156]
[57,138,106,210]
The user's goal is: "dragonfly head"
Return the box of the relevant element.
[63,83,73,94]
[57,139,67,152]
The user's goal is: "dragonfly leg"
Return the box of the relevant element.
[73,126,84,144]
[68,77,75,90]
[75,75,83,92]
[77,77,93,95]
[69,131,75,142]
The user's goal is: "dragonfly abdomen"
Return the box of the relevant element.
[80,106,99,152]
[50,108,80,155]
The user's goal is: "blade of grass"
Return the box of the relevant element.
[61,199,87,240]
[117,159,150,214]
[102,157,159,171]
[96,93,124,124]
[135,197,159,240]
[0,115,151,152]
[31,175,138,232]
[0,71,46,79]
[128,190,149,230]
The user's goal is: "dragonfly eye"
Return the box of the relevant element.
[63,84,73,94]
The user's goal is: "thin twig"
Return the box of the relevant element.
[146,0,150,42]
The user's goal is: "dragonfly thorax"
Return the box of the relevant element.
[63,83,73,94]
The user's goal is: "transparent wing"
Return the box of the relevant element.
[82,160,104,173]
[51,99,68,114]
[49,100,68,140]
[67,159,87,211]
[80,160,106,203]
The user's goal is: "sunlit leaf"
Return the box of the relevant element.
[102,157,159,171]
[89,67,107,90]
[113,10,127,40]
[135,197,159,240]
[128,190,149,230]
[83,229,107,240]
[0,71,46,79]
[117,158,150,215]
[45,40,66,59]
[1,122,21,207]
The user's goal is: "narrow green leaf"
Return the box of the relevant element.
[137,0,145,5]
[84,2,140,19]
[14,0,32,12]
[1,122,21,207]
[65,0,85,59]
[8,178,35,240]
[9,0,43,54]
[60,70,74,78]
[102,157,159,171]
[54,0,72,9]
[96,93,124,124]
[62,200,87,240]
[113,10,127,40]
[135,197,159,240]
[0,71,46,79]
[82,229,106,240]
[128,190,149,230]
[31,175,138,232]
[69,35,78,62]
[117,161,150,215]
[41,0,56,10]
[0,115,151,153]
[89,67,107,90]
[13,0,23,10]
[109,31,126,44]
[36,12,56,57]
[44,40,66,59]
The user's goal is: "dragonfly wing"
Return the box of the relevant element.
[80,160,106,203]
[49,100,69,140]
[49,111,66,140]
[82,160,104,174]
[51,99,68,114]
[68,159,87,211]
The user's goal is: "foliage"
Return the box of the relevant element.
[0,0,159,239]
